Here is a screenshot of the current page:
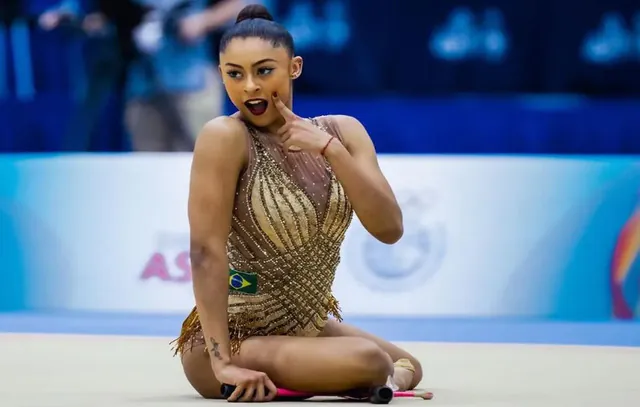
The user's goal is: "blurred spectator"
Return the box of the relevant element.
[125,0,243,151]
[0,0,22,25]
[0,0,22,24]
[2,0,35,101]
[40,0,244,152]
[39,0,150,151]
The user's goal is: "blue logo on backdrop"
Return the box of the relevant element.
[581,11,640,64]
[280,0,351,52]
[349,190,446,292]
[429,7,509,63]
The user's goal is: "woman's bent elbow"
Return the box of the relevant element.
[189,242,226,276]
[375,224,403,244]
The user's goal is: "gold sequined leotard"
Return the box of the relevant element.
[172,116,353,355]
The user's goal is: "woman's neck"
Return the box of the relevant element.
[239,113,287,136]
[262,116,286,135]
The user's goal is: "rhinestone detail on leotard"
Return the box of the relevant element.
[171,116,353,355]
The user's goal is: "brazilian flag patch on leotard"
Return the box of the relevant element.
[228,269,258,294]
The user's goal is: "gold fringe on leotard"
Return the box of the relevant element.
[170,307,202,356]
[171,294,343,357]
[170,116,352,358]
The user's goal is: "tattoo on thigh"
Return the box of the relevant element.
[209,337,222,360]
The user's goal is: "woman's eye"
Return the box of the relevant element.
[258,67,274,76]
[226,71,242,79]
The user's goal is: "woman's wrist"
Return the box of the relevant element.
[320,134,335,156]
[211,357,232,373]
[321,136,347,160]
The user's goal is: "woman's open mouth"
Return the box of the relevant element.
[244,99,268,116]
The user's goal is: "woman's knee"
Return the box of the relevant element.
[181,346,221,399]
[349,338,394,384]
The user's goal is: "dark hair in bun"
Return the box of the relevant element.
[220,4,294,56]
[235,4,274,24]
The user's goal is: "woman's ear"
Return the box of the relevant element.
[290,56,303,80]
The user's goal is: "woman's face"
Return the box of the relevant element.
[219,37,302,129]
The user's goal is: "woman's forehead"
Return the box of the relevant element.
[221,38,289,64]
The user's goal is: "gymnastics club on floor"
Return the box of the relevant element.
[221,384,434,403]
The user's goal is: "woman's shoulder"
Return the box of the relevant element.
[312,114,365,132]
[312,114,365,143]
[200,114,248,136]
[195,115,250,146]
[193,115,250,162]
[312,114,361,127]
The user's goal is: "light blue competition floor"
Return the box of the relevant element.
[2,312,640,407]
[0,311,639,347]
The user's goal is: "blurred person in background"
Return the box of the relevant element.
[39,0,149,151]
[40,0,245,152]
[125,0,244,151]
[1,1,23,101]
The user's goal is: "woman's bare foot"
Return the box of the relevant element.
[391,365,415,391]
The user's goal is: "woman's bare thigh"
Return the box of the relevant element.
[181,333,393,399]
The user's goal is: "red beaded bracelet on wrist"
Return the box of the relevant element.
[320,136,335,156]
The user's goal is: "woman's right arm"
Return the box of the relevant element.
[188,117,243,371]
[187,117,276,401]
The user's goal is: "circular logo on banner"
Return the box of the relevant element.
[348,189,446,292]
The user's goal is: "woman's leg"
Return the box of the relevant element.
[181,334,394,399]
[319,320,423,390]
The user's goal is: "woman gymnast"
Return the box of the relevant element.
[172,3,423,402]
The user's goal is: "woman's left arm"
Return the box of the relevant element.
[323,115,403,244]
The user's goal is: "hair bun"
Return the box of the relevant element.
[235,4,274,24]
